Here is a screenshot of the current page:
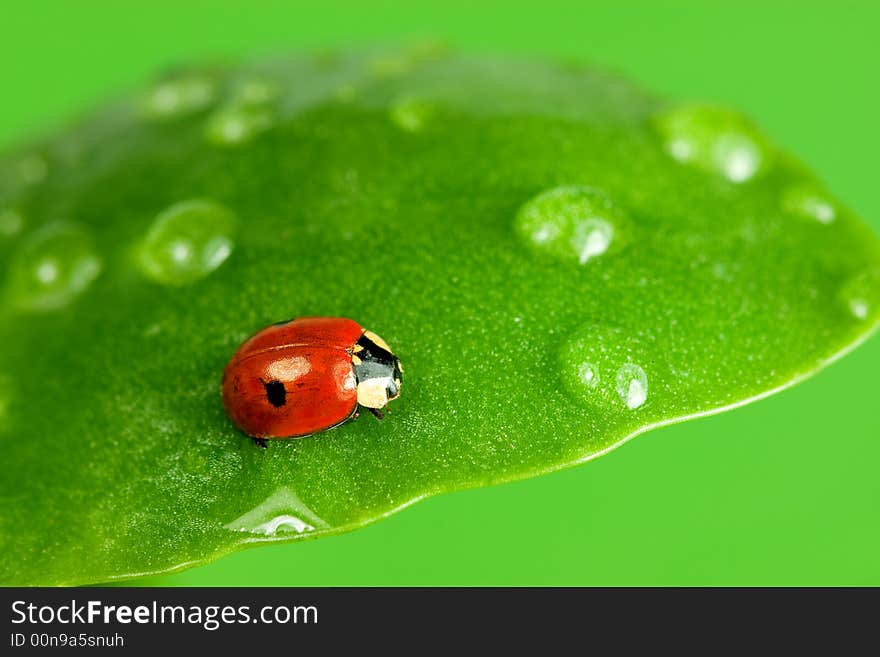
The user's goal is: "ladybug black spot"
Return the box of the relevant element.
[263,380,287,407]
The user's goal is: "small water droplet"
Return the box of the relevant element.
[390,97,434,132]
[138,199,236,285]
[616,363,648,409]
[515,186,632,264]
[143,323,161,337]
[0,209,24,237]
[782,184,836,224]
[850,299,868,320]
[5,223,102,311]
[143,76,216,120]
[224,487,328,537]
[654,104,771,183]
[839,267,880,322]
[204,104,274,146]
[578,362,599,389]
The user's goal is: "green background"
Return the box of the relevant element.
[2,0,877,585]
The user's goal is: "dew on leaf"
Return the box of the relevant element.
[616,363,648,410]
[578,362,599,389]
[654,103,771,183]
[560,323,652,412]
[143,76,216,120]
[224,487,329,537]
[515,185,632,264]
[390,97,434,132]
[5,223,102,312]
[204,104,274,146]
[839,267,880,322]
[138,199,236,285]
[782,184,836,224]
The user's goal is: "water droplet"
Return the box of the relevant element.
[578,362,599,389]
[850,299,868,320]
[390,97,434,132]
[138,199,236,285]
[5,223,102,311]
[143,76,216,120]
[654,104,771,183]
[782,184,836,224]
[560,323,653,412]
[204,104,274,146]
[0,209,24,237]
[515,186,632,264]
[838,267,880,322]
[225,487,328,537]
[616,363,648,409]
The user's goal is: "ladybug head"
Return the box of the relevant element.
[352,329,403,410]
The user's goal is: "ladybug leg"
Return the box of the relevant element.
[367,407,385,420]
[253,437,268,448]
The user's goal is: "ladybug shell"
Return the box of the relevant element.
[222,317,364,439]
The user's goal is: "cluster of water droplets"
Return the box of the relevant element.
[138,199,237,286]
[224,487,329,538]
[514,185,633,265]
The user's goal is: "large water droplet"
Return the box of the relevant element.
[560,324,652,412]
[143,76,216,120]
[515,186,632,264]
[782,184,836,224]
[224,487,329,537]
[138,200,236,285]
[839,267,880,322]
[615,363,648,409]
[0,209,24,237]
[654,104,771,184]
[390,97,434,132]
[5,223,102,311]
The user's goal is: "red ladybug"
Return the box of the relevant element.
[222,317,403,443]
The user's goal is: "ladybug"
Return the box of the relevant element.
[221,317,402,444]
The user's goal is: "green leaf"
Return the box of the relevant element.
[1,48,878,586]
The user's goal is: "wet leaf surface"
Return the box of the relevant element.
[1,48,878,585]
